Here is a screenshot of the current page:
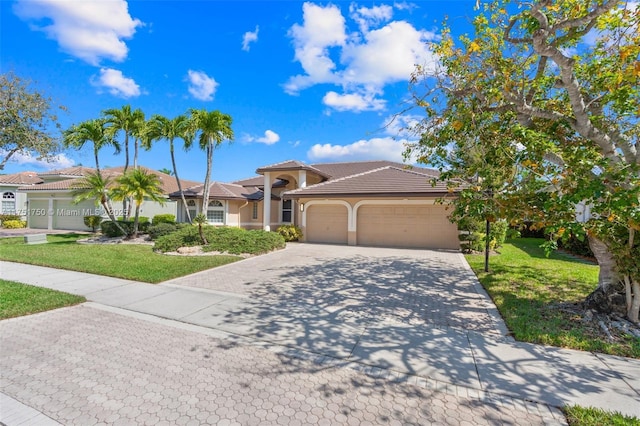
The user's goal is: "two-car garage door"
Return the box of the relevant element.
[357,205,459,249]
[305,203,459,249]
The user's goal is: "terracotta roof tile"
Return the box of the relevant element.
[232,176,289,188]
[37,166,95,177]
[284,166,456,198]
[309,160,439,180]
[171,182,280,201]
[19,166,202,195]
[256,160,331,179]
[0,171,43,185]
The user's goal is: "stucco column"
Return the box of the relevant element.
[263,172,271,231]
[299,170,307,188]
[47,198,53,230]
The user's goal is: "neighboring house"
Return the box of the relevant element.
[0,171,43,219]
[17,166,200,231]
[170,160,461,250]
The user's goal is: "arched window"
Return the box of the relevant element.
[207,200,224,224]
[186,199,196,222]
[2,192,16,214]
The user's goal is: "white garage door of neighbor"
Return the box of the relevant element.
[357,205,459,249]
[27,200,48,229]
[53,200,93,230]
[305,204,348,245]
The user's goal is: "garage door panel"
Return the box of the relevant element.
[357,204,459,249]
[306,205,348,245]
[27,200,48,229]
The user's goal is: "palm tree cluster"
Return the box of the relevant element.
[63,105,234,230]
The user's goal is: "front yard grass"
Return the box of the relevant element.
[466,238,640,358]
[0,234,242,283]
[0,280,85,319]
[564,405,640,426]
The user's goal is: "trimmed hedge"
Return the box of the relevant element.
[0,214,21,223]
[152,214,176,225]
[101,217,151,237]
[154,225,285,255]
[276,224,303,242]
[83,215,103,232]
[148,222,185,240]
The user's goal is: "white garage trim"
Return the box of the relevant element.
[302,200,354,232]
[352,199,437,230]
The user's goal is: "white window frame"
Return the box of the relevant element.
[207,200,225,224]
[2,192,16,214]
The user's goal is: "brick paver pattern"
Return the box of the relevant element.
[1,305,551,425]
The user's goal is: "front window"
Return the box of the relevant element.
[2,192,15,214]
[282,199,292,223]
[187,199,197,220]
[252,202,259,220]
[207,200,224,224]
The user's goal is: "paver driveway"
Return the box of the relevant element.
[0,244,567,425]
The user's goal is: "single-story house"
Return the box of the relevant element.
[0,171,43,219]
[17,166,200,231]
[170,160,461,250]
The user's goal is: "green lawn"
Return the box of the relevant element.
[0,234,242,283]
[564,405,640,426]
[466,238,640,358]
[0,279,85,319]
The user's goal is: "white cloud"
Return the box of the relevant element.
[323,91,385,112]
[382,113,422,137]
[13,0,142,65]
[284,3,347,94]
[91,68,141,98]
[242,25,259,51]
[1,150,74,170]
[307,137,409,162]
[285,2,439,112]
[244,130,280,145]
[186,70,218,101]
[349,4,393,33]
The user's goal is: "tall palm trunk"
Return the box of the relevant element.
[201,141,213,213]
[170,141,192,224]
[123,134,130,220]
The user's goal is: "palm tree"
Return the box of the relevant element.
[70,171,127,236]
[189,109,234,213]
[63,119,120,175]
[111,168,166,238]
[158,168,173,176]
[146,114,195,223]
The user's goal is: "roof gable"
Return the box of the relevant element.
[284,166,454,198]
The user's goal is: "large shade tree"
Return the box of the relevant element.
[146,114,195,223]
[189,109,234,214]
[407,0,639,321]
[0,72,65,170]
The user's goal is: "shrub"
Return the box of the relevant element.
[154,225,286,254]
[101,220,130,237]
[148,222,179,240]
[152,214,176,225]
[83,215,103,232]
[2,220,26,229]
[558,234,594,258]
[0,214,21,223]
[506,228,521,239]
[489,220,508,248]
[276,224,303,242]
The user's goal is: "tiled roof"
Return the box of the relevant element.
[284,166,455,198]
[18,166,202,195]
[310,160,440,180]
[256,160,331,179]
[0,171,43,185]
[232,176,289,188]
[171,182,280,201]
[37,166,95,177]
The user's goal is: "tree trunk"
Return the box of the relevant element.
[201,141,213,214]
[101,197,128,236]
[123,134,129,221]
[171,143,192,224]
[132,203,140,238]
[585,235,629,317]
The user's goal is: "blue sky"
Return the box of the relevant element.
[1,0,477,183]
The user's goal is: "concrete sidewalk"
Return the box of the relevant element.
[1,258,640,420]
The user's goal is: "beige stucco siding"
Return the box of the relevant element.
[305,204,348,244]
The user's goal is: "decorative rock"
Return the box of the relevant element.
[177,246,202,254]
